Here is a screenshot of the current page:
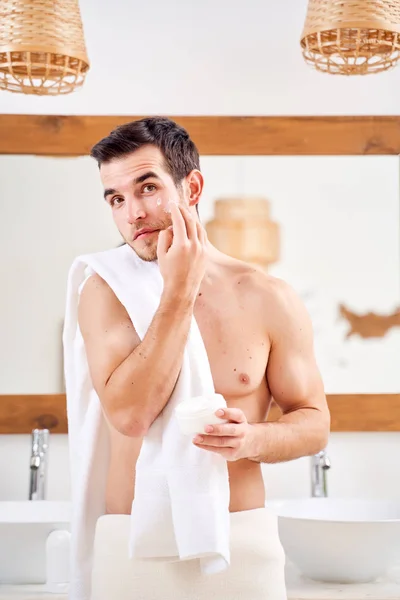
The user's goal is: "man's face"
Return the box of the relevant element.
[101,145,182,261]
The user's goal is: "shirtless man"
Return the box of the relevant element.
[76,116,330,599]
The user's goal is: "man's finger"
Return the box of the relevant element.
[193,436,236,448]
[216,408,247,424]
[157,227,173,255]
[193,444,237,461]
[204,423,241,437]
[179,204,197,240]
[169,201,187,243]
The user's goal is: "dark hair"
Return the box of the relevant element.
[91,117,201,201]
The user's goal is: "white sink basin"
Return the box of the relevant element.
[0,501,72,584]
[267,498,400,584]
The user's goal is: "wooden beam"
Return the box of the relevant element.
[270,394,400,432]
[1,115,400,156]
[1,394,400,434]
[0,395,67,434]
[327,394,400,432]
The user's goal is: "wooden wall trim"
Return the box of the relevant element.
[1,115,400,156]
[1,394,400,434]
[0,395,67,435]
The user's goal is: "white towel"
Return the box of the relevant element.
[63,244,231,600]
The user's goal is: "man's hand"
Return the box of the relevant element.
[192,408,256,461]
[158,202,206,302]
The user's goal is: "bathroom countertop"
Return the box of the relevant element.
[285,561,400,600]
[0,587,65,600]
[1,563,399,600]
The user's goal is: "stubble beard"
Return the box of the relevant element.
[128,213,173,262]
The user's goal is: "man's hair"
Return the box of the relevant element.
[90,117,201,213]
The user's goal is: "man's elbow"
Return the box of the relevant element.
[103,401,152,438]
[115,414,150,438]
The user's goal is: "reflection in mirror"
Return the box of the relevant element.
[1,154,399,396]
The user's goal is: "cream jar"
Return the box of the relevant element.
[175,393,228,436]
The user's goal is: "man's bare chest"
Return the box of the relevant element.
[193,292,270,398]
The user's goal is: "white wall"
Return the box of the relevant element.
[1,0,400,116]
[0,154,399,501]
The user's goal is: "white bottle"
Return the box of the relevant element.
[45,530,71,594]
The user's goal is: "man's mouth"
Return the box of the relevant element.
[134,228,158,240]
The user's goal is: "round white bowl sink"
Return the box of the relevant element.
[267,498,400,584]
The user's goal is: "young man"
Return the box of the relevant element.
[76,116,330,599]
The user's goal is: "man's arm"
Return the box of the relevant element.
[249,279,330,463]
[78,273,195,437]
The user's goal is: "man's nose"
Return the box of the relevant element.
[126,199,146,224]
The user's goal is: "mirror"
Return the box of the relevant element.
[0,154,399,397]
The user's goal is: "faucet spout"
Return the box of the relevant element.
[29,429,50,501]
[311,449,331,497]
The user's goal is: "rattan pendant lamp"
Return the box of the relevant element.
[0,0,90,95]
[300,0,400,75]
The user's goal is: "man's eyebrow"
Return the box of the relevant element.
[103,171,160,200]
[104,188,116,200]
[133,171,160,185]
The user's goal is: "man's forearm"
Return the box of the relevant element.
[248,407,330,464]
[105,290,195,435]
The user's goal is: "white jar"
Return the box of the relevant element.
[45,529,71,594]
[175,393,228,436]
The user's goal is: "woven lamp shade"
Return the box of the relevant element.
[300,0,400,75]
[0,0,90,95]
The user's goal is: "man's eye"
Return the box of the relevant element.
[143,184,157,193]
[110,197,123,206]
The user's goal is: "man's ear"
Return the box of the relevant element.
[185,170,203,209]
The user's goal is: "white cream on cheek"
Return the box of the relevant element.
[155,197,179,214]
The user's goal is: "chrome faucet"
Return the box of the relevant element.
[29,429,50,501]
[311,449,331,497]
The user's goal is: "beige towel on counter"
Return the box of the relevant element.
[91,508,287,600]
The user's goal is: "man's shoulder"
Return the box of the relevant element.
[78,271,129,337]
[236,267,310,333]
[257,273,298,303]
[233,263,295,305]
